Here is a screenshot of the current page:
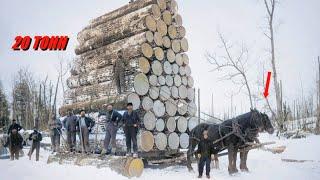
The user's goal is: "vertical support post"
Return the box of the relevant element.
[198,88,200,124]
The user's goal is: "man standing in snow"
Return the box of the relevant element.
[196,130,214,179]
[99,104,122,155]
[122,103,140,157]
[7,119,23,135]
[48,114,62,153]
[27,127,42,161]
[64,111,78,152]
[77,110,95,154]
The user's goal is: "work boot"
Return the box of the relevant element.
[197,175,202,178]
[206,175,210,179]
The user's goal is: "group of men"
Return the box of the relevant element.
[62,102,140,157]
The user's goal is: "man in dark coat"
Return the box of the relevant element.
[196,130,214,179]
[77,110,95,154]
[99,104,122,155]
[48,115,62,153]
[27,128,42,161]
[122,103,140,157]
[114,50,126,94]
[7,119,23,135]
[64,111,78,152]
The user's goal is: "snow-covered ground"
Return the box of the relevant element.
[0,133,319,180]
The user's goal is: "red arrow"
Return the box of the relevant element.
[264,71,272,98]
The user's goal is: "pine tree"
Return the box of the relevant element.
[0,80,10,132]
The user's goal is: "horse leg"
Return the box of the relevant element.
[228,145,236,174]
[232,147,238,173]
[213,154,219,169]
[187,139,197,172]
[240,150,249,172]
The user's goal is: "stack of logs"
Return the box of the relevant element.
[61,0,198,153]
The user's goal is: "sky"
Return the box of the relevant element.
[0,0,319,118]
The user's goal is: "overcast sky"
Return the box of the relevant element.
[1,0,319,118]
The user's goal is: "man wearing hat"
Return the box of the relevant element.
[27,127,42,161]
[99,104,122,155]
[63,111,78,152]
[122,102,140,157]
[7,119,23,135]
[77,109,95,154]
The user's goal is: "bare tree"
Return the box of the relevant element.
[206,32,254,109]
[316,56,320,134]
[0,80,10,132]
[263,0,283,124]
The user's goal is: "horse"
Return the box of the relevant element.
[6,129,23,160]
[187,109,274,174]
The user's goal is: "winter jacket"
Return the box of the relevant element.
[48,119,62,135]
[122,111,140,127]
[98,110,122,125]
[7,123,23,134]
[196,138,214,158]
[64,115,78,132]
[28,131,42,142]
[76,116,95,132]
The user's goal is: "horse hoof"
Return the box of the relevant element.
[240,167,249,172]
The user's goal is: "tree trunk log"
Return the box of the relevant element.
[153,100,165,117]
[127,93,141,110]
[155,119,165,132]
[172,63,179,74]
[141,42,154,58]
[134,73,150,96]
[159,86,171,101]
[162,36,171,48]
[77,4,160,44]
[168,132,179,150]
[187,87,195,101]
[85,0,160,30]
[158,75,166,86]
[165,98,177,116]
[156,19,168,36]
[154,47,164,60]
[75,14,157,55]
[166,49,176,63]
[174,74,182,86]
[149,86,160,99]
[175,53,183,66]
[179,133,189,149]
[154,132,167,150]
[188,117,198,131]
[143,111,156,130]
[151,60,163,76]
[149,75,158,86]
[162,10,172,25]
[73,32,150,74]
[181,76,188,86]
[178,85,187,99]
[139,57,151,74]
[187,76,194,87]
[177,116,187,133]
[153,32,163,46]
[167,0,178,15]
[166,117,176,132]
[168,25,177,39]
[165,75,174,86]
[171,39,181,53]
[187,101,197,116]
[138,130,154,152]
[142,96,153,111]
[180,38,189,52]
[176,99,188,115]
[171,86,179,99]
[163,61,173,74]
[172,14,182,26]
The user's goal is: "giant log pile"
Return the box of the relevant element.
[60,0,198,154]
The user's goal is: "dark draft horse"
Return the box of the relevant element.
[187,109,274,174]
[6,129,23,160]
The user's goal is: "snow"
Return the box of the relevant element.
[0,133,319,180]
